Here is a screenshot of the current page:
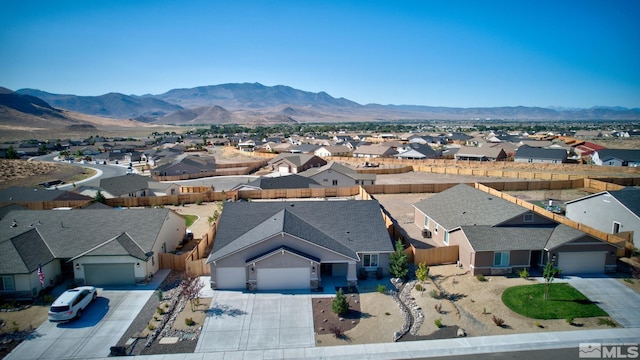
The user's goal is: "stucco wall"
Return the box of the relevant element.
[566,193,640,244]
[307,171,356,188]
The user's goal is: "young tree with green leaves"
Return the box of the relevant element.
[331,288,349,316]
[6,145,19,159]
[93,190,106,204]
[415,263,429,296]
[389,239,409,280]
[543,260,560,300]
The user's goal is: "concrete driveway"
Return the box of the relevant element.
[566,276,640,328]
[195,291,315,353]
[6,288,156,360]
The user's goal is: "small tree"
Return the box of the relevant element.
[543,260,560,300]
[331,288,349,316]
[6,146,19,159]
[389,240,409,280]
[415,263,429,296]
[93,190,106,204]
[179,273,205,312]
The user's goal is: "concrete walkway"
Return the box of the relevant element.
[83,327,640,359]
[566,275,640,328]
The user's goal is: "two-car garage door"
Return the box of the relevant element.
[257,268,310,291]
[558,252,606,275]
[84,263,135,286]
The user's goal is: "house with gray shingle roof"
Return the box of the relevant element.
[0,208,184,297]
[566,187,640,245]
[592,149,640,167]
[413,184,617,275]
[151,154,216,178]
[514,145,567,164]
[396,143,440,160]
[99,174,180,198]
[299,161,376,186]
[231,174,321,191]
[206,200,393,290]
[267,153,327,174]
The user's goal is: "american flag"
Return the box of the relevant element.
[38,263,45,288]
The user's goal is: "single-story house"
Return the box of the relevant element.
[413,184,618,275]
[290,144,321,154]
[151,154,216,178]
[0,187,93,205]
[396,143,440,160]
[352,144,398,158]
[454,145,508,162]
[565,187,640,245]
[0,208,184,298]
[299,161,376,186]
[99,174,180,198]
[267,153,327,174]
[514,145,567,164]
[231,174,321,191]
[206,200,394,291]
[592,149,640,167]
[314,145,352,157]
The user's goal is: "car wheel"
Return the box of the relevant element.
[76,309,82,319]
[93,292,97,300]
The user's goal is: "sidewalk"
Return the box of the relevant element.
[87,327,640,359]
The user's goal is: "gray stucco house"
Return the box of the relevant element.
[0,208,184,298]
[206,200,394,291]
[413,184,618,275]
[299,161,376,187]
[592,149,640,167]
[514,145,567,164]
[565,187,640,245]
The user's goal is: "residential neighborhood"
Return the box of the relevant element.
[0,125,639,360]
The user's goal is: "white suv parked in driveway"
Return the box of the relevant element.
[48,286,97,322]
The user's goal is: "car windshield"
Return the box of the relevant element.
[50,305,70,312]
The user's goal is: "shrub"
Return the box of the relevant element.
[385,312,391,316]
[434,318,443,328]
[156,306,164,315]
[415,283,423,292]
[597,318,617,327]
[434,303,442,314]
[332,289,349,316]
[185,317,195,326]
[565,317,574,325]
[429,289,442,299]
[492,315,505,327]
[148,324,156,331]
[43,294,54,304]
[482,307,487,315]
[377,284,387,294]
[518,268,530,279]
[157,290,163,301]
[534,321,543,328]
[624,278,634,284]
[330,326,344,338]
[476,274,487,282]
[196,199,203,206]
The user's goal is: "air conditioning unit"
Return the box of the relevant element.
[422,229,432,238]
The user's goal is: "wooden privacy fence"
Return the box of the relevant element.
[151,160,267,181]
[104,191,238,207]
[406,245,459,266]
[237,186,360,200]
[160,222,217,275]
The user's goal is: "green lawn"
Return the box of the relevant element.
[502,283,608,319]
[181,214,198,228]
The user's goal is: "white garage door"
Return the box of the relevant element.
[558,252,606,274]
[216,267,246,289]
[257,268,310,291]
[84,263,135,286]
[278,165,290,174]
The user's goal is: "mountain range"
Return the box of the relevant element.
[4,83,640,128]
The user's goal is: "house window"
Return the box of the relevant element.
[0,276,15,291]
[363,254,379,268]
[444,231,450,245]
[523,213,534,222]
[332,180,338,186]
[493,252,510,267]
[424,217,430,229]
[608,161,615,166]
[323,178,328,182]
[528,158,533,163]
[613,221,621,234]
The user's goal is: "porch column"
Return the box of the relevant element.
[346,261,358,287]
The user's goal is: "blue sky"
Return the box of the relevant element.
[1,1,639,108]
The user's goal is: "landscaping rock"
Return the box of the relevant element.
[457,328,466,337]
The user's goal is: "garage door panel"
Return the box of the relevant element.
[84,263,135,286]
[558,252,605,275]
[257,268,310,291]
[216,267,246,290]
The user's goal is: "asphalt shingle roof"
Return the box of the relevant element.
[596,149,640,162]
[243,175,320,190]
[0,187,92,202]
[300,161,376,181]
[207,200,393,263]
[100,174,151,197]
[515,145,567,161]
[413,184,529,230]
[609,187,640,217]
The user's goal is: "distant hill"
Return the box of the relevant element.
[154,82,360,109]
[15,89,183,119]
[6,83,640,123]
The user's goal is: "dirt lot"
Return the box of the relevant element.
[315,265,620,346]
[0,159,95,190]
